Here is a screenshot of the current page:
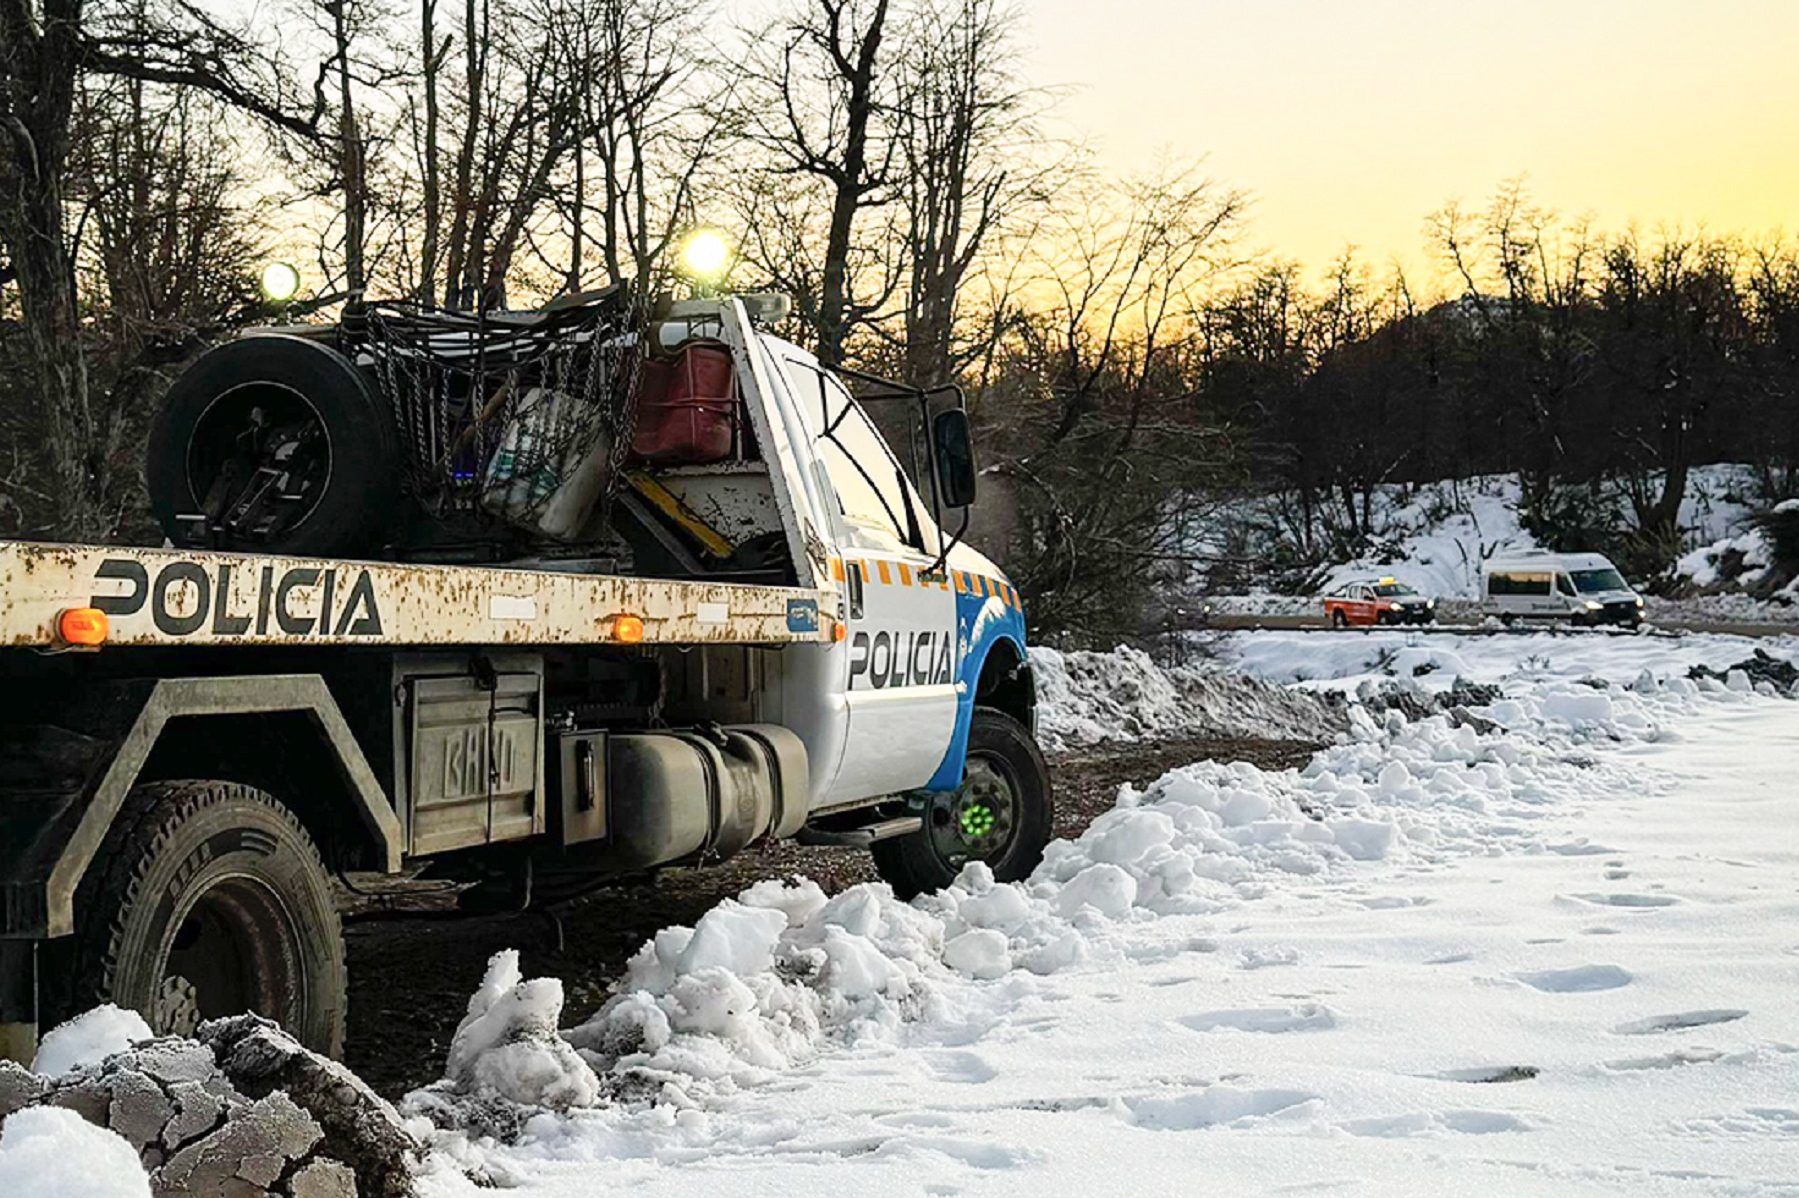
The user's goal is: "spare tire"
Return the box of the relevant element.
[147,334,400,557]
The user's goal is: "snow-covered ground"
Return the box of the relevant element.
[387,632,1799,1197]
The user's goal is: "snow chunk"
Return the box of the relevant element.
[1540,690,1615,726]
[0,1107,151,1198]
[445,950,598,1110]
[943,930,1011,980]
[31,1005,152,1080]
[676,901,789,977]
[1055,863,1138,918]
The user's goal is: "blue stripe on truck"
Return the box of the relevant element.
[923,578,1027,792]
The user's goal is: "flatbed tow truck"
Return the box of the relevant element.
[0,292,1048,1063]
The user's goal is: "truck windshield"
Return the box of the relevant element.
[1372,582,1416,596]
[1569,568,1628,593]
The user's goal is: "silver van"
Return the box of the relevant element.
[1481,552,1645,626]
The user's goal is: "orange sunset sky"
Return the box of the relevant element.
[1022,0,1799,283]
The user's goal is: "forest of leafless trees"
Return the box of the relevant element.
[7,0,1799,642]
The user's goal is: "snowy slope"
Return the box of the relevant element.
[405,633,1799,1197]
[1212,464,1771,604]
[1314,473,1538,598]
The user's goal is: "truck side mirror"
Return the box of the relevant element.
[932,408,977,509]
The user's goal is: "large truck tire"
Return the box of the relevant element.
[873,708,1053,900]
[50,780,347,1057]
[147,335,400,557]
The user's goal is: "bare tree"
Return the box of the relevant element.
[890,0,1041,385]
[548,0,730,290]
[432,0,583,307]
[745,0,902,365]
[0,0,320,537]
[986,165,1244,635]
[1430,181,1597,517]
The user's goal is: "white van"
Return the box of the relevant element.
[1481,552,1645,626]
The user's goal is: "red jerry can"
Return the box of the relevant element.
[632,341,736,465]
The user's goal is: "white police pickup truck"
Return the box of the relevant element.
[0,291,1047,1063]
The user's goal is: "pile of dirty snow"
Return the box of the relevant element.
[1028,644,1344,752]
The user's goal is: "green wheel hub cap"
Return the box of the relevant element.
[928,754,1020,869]
[960,805,996,838]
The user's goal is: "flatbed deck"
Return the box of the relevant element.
[0,541,835,649]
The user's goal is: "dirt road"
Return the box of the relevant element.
[341,736,1320,1098]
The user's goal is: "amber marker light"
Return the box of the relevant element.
[57,607,109,647]
[610,614,646,644]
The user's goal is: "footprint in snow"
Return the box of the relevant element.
[1178,1004,1337,1033]
[923,1049,998,1084]
[1570,892,1679,908]
[895,1136,1039,1170]
[878,1110,960,1129]
[1515,963,1633,992]
[1674,1107,1799,1139]
[1355,895,1431,910]
[1604,1048,1726,1071]
[1434,1064,1541,1084]
[1546,841,1618,856]
[1120,1085,1320,1131]
[1613,1009,1748,1035]
[1340,1109,1532,1137]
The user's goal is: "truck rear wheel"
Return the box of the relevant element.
[53,781,346,1057]
[873,708,1052,900]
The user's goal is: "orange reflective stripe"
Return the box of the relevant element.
[898,563,913,587]
[830,558,845,582]
[877,559,892,586]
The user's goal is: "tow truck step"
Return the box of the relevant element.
[796,815,924,848]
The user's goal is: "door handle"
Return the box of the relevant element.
[846,560,865,619]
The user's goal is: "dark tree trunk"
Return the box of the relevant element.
[0,0,110,539]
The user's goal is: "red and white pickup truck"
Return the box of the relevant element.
[1322,577,1437,627]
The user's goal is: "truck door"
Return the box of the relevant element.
[780,355,958,803]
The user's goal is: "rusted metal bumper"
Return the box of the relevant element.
[0,542,835,649]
